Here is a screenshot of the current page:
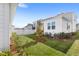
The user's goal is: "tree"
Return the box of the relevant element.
[10,32,17,54]
[35,20,46,43]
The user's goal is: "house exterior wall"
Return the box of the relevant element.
[24,24,33,30]
[72,13,77,32]
[42,12,77,35]
[9,4,18,37]
[42,17,62,35]
[62,19,72,33]
[62,12,77,33]
[0,3,17,50]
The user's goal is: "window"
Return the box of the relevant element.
[67,23,70,30]
[32,26,35,30]
[52,22,55,29]
[47,23,50,30]
[32,24,35,30]
[47,22,55,30]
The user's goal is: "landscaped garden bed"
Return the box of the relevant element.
[1,32,79,56]
[26,33,75,53]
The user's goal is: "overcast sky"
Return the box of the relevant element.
[12,3,79,28]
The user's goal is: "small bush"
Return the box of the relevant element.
[53,32,72,39]
[44,32,53,38]
[35,21,46,43]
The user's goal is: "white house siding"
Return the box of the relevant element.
[0,3,17,50]
[43,17,62,36]
[41,12,77,35]
[72,13,77,32]
[62,12,77,33]
[62,19,72,33]
[24,24,33,30]
[9,4,18,37]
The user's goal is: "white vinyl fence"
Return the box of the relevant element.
[14,29,36,35]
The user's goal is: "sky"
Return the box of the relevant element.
[13,3,79,28]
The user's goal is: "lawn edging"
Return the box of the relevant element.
[66,40,79,56]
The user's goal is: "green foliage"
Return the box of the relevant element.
[12,32,18,40]
[44,38,74,53]
[73,32,79,39]
[15,36,34,47]
[11,33,36,56]
[25,42,65,56]
[14,36,35,53]
[54,32,72,39]
[25,33,36,40]
[67,40,79,56]
[35,21,46,43]
[26,32,75,54]
[1,32,78,56]
[0,50,12,56]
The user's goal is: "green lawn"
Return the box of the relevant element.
[26,34,74,53]
[25,42,65,56]
[67,40,79,56]
[10,32,79,56]
[73,32,79,39]
[25,34,36,40]
[44,39,74,53]
[15,36,34,47]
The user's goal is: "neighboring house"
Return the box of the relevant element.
[14,28,24,35]
[0,3,17,50]
[34,12,77,36]
[24,24,34,30]
[14,24,35,35]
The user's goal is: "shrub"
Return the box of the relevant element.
[44,32,54,39]
[35,21,46,43]
[0,50,12,56]
[10,32,17,54]
[53,32,72,39]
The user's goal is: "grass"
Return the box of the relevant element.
[0,50,12,56]
[25,42,65,56]
[73,32,79,39]
[15,36,35,47]
[25,34,36,40]
[66,40,79,56]
[44,38,74,53]
[8,32,79,56]
[26,34,74,53]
